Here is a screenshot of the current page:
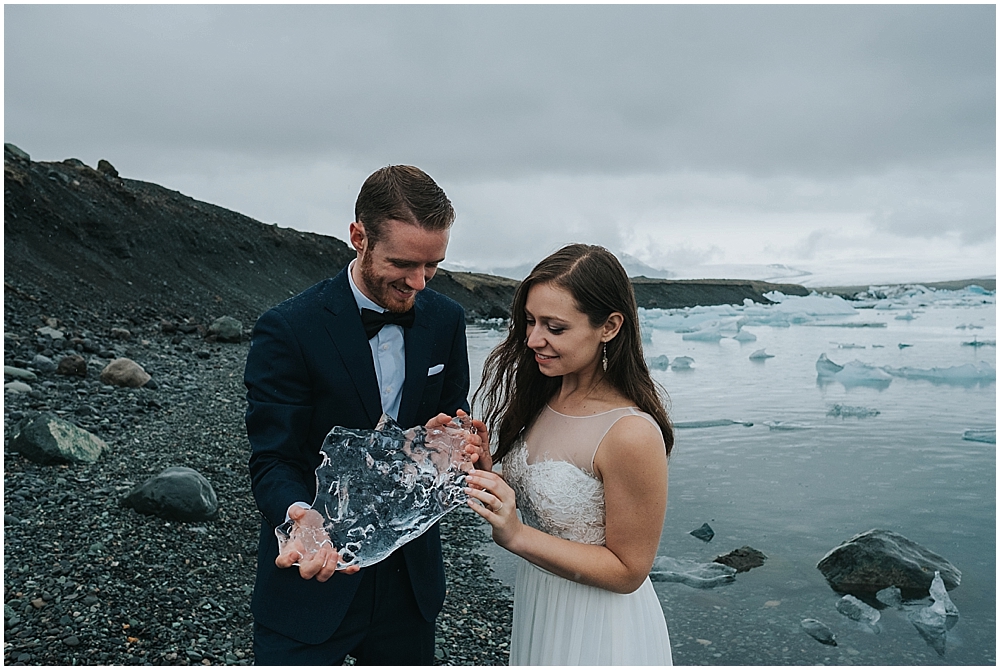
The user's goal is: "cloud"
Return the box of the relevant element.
[4,4,994,284]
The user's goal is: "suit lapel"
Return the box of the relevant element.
[398,299,434,428]
[321,270,383,427]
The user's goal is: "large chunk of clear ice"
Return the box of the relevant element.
[276,414,475,569]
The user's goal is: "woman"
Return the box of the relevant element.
[466,244,674,665]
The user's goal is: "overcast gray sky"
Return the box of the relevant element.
[5,4,995,285]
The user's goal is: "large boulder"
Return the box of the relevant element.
[817,529,961,597]
[122,467,219,522]
[208,316,243,343]
[100,358,151,387]
[10,413,107,465]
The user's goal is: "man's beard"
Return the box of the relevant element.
[359,252,416,313]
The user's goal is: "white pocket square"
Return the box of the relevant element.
[427,364,445,376]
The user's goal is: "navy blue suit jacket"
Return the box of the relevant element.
[244,265,470,644]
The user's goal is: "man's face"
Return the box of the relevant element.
[350,219,450,313]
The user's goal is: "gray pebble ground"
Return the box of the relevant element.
[3,294,512,665]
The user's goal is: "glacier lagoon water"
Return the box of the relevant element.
[466,285,995,665]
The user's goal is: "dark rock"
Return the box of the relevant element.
[100,358,151,388]
[800,618,837,646]
[30,354,57,373]
[714,546,766,573]
[690,522,715,542]
[816,529,961,597]
[10,413,107,465]
[5,142,30,162]
[122,466,219,522]
[876,585,903,609]
[96,159,118,178]
[110,327,132,340]
[56,354,87,377]
[195,350,211,360]
[208,316,242,343]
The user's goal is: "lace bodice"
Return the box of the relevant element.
[503,405,661,546]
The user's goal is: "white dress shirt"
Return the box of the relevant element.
[347,260,406,422]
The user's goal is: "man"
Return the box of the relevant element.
[245,165,488,664]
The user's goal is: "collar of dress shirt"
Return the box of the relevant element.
[347,259,386,314]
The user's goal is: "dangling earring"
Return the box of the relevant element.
[602,342,608,371]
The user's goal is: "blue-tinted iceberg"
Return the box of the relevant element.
[816,354,893,388]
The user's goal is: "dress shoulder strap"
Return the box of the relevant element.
[524,406,661,475]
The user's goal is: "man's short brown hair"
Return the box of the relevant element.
[354,165,455,247]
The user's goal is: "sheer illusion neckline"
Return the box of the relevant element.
[544,404,638,419]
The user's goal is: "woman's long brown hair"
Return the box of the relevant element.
[474,244,673,464]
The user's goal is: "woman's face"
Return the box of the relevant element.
[524,282,606,378]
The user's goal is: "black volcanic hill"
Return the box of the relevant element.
[4,145,810,326]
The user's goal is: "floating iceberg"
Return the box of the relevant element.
[764,421,811,430]
[675,419,753,429]
[649,556,736,588]
[882,362,996,386]
[962,338,995,347]
[908,571,960,656]
[816,354,893,387]
[827,404,880,419]
[962,429,995,444]
[276,414,474,569]
[733,328,757,342]
[646,354,670,370]
[748,348,774,361]
[671,356,695,370]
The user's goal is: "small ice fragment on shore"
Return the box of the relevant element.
[675,419,753,429]
[827,404,880,419]
[836,594,880,626]
[670,356,694,370]
[876,586,903,609]
[749,349,774,360]
[800,618,837,646]
[646,354,670,370]
[928,571,960,626]
[908,571,959,656]
[962,429,995,444]
[649,556,735,588]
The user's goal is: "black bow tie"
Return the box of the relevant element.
[360,307,416,339]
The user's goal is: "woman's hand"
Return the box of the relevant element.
[456,409,493,471]
[465,470,520,549]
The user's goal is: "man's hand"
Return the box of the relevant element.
[275,506,360,580]
[456,409,492,472]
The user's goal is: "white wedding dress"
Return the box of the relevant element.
[502,405,673,666]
